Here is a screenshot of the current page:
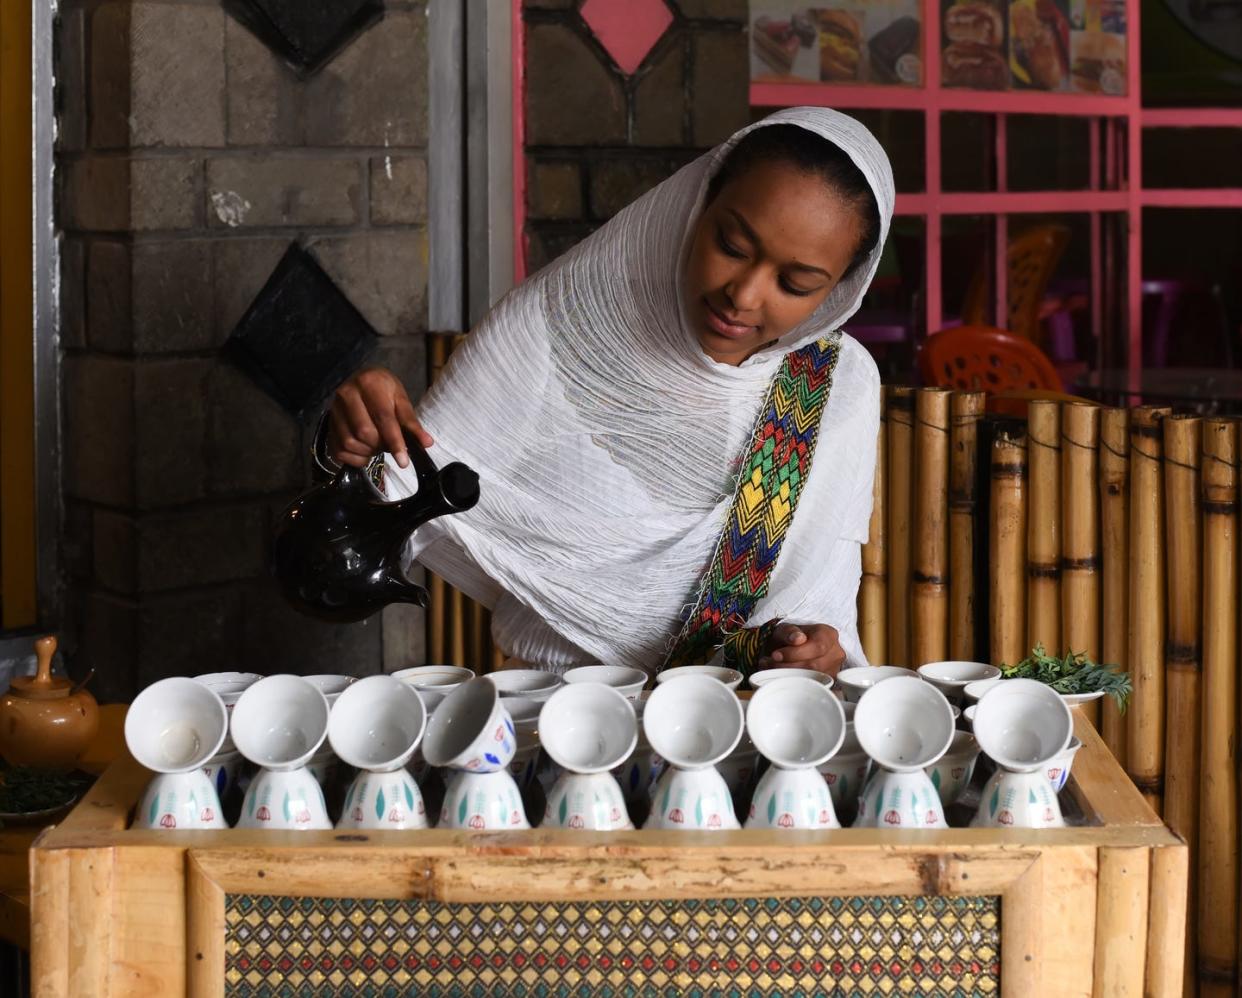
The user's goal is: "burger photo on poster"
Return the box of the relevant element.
[1070,31,1125,94]
[942,0,1009,89]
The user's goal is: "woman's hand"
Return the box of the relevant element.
[756,622,846,678]
[328,366,433,470]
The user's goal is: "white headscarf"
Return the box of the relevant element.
[387,107,895,673]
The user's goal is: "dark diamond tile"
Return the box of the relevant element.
[225,243,377,417]
[223,0,385,77]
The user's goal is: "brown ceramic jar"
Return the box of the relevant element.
[0,636,99,771]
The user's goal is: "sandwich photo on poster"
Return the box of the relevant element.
[1009,0,1071,89]
[941,0,1009,89]
[749,1,922,86]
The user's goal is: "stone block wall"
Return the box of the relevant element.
[521,0,750,273]
[57,1,430,700]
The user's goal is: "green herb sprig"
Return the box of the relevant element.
[999,645,1133,713]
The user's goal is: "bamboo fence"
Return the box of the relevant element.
[859,388,887,665]
[1026,400,1061,655]
[912,389,950,665]
[1099,408,1130,763]
[1061,403,1101,729]
[1199,418,1237,998]
[886,387,915,667]
[990,425,1028,668]
[949,392,985,661]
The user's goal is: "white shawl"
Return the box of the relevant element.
[386,107,895,674]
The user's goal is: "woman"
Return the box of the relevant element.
[325,107,893,680]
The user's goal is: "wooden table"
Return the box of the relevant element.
[27,712,1186,997]
[0,705,127,949]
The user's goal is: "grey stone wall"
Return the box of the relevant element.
[521,0,750,273]
[57,1,430,700]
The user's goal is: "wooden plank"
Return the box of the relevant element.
[29,844,69,997]
[66,848,113,997]
[1066,713,1164,829]
[55,749,148,835]
[999,854,1043,998]
[1145,843,1189,998]
[186,854,226,998]
[108,848,186,997]
[1039,846,1097,998]
[189,843,1041,902]
[1092,847,1151,996]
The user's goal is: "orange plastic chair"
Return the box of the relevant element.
[962,224,1071,345]
[918,325,1064,395]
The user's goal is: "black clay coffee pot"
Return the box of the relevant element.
[272,430,479,622]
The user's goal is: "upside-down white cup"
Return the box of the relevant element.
[128,678,229,830]
[392,665,475,711]
[421,677,516,773]
[193,670,262,780]
[231,675,332,830]
[540,683,636,830]
[330,675,428,830]
[925,730,981,806]
[852,677,955,830]
[745,678,846,830]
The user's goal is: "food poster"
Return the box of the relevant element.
[1009,0,1072,90]
[941,0,1010,89]
[1066,0,1127,94]
[749,1,924,86]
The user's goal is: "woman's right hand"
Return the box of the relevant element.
[327,366,433,470]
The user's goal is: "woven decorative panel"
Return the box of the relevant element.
[224,893,1000,997]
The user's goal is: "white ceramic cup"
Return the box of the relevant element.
[488,669,562,701]
[747,765,838,829]
[925,730,981,806]
[973,768,1065,828]
[563,665,647,699]
[962,704,978,728]
[645,765,739,830]
[657,665,744,691]
[1046,736,1083,792]
[748,666,834,691]
[963,678,1003,703]
[544,771,633,830]
[835,665,918,703]
[439,769,530,830]
[539,682,637,774]
[303,674,355,705]
[972,678,1073,772]
[230,674,330,771]
[421,677,516,773]
[392,665,475,711]
[193,670,262,754]
[328,675,427,772]
[747,677,846,769]
[853,675,955,771]
[127,677,229,774]
[128,678,231,831]
[642,674,744,770]
[916,661,1002,703]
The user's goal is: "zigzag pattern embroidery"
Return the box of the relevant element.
[662,336,841,670]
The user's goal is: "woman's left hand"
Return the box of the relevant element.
[757,622,846,678]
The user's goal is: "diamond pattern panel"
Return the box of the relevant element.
[225,243,377,417]
[224,893,1000,996]
[580,0,674,76]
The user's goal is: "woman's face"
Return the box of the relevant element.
[683,158,865,366]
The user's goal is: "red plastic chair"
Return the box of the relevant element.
[917,325,1064,394]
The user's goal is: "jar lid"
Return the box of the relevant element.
[7,637,73,700]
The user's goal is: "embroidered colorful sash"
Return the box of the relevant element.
[661,336,842,673]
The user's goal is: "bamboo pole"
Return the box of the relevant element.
[1026,400,1061,656]
[1061,403,1102,728]
[1161,415,1202,995]
[1127,406,1169,815]
[429,575,447,662]
[949,392,985,661]
[860,388,888,665]
[886,387,915,666]
[1099,409,1130,765]
[990,427,1027,668]
[450,587,467,667]
[1199,418,1237,998]
[912,389,951,666]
